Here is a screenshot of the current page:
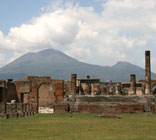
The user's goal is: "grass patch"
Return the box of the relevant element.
[0,113,156,140]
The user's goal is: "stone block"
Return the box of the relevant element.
[54,104,69,113]
[0,103,6,113]
[17,103,23,114]
[6,103,17,114]
[18,112,25,117]
[0,113,9,119]
[9,113,18,118]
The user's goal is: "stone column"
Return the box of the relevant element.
[71,74,77,95]
[145,51,151,95]
[79,82,82,95]
[88,82,91,95]
[129,74,136,95]
[91,83,94,96]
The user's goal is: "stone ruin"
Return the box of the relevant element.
[0,102,34,119]
[1,50,156,119]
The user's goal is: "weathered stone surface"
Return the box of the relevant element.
[144,103,153,113]
[145,51,151,95]
[6,103,17,114]
[77,79,100,95]
[17,81,30,93]
[71,74,77,94]
[78,104,118,114]
[0,113,9,119]
[153,104,156,113]
[118,104,144,113]
[54,104,69,113]
[22,104,27,112]
[7,81,19,102]
[39,107,54,114]
[69,103,78,113]
[115,83,121,95]
[129,74,136,95]
[15,76,64,112]
[17,103,23,114]
[0,102,6,113]
[76,95,155,104]
[9,113,18,118]
[0,103,34,119]
[18,112,25,117]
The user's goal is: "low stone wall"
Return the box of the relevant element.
[54,103,156,114]
[0,102,34,119]
[77,104,146,114]
[76,95,156,104]
[117,104,144,113]
[51,95,156,114]
[77,104,117,113]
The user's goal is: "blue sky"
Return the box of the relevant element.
[0,0,156,72]
[0,0,52,34]
[0,0,103,34]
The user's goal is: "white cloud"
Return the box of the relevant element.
[136,40,147,47]
[65,47,91,62]
[0,0,156,71]
[0,53,7,67]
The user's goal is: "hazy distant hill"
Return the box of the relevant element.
[0,48,156,81]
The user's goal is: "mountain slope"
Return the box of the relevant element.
[0,49,155,81]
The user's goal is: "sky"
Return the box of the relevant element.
[0,0,156,72]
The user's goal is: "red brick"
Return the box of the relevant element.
[118,104,144,113]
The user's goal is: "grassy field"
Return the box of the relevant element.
[0,113,156,140]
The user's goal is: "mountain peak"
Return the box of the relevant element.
[39,48,60,54]
[112,61,137,69]
[0,48,155,81]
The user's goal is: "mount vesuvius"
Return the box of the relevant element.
[0,49,155,81]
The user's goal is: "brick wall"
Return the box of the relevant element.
[77,104,118,113]
[52,80,64,103]
[54,103,156,114]
[7,82,19,102]
[117,104,144,113]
